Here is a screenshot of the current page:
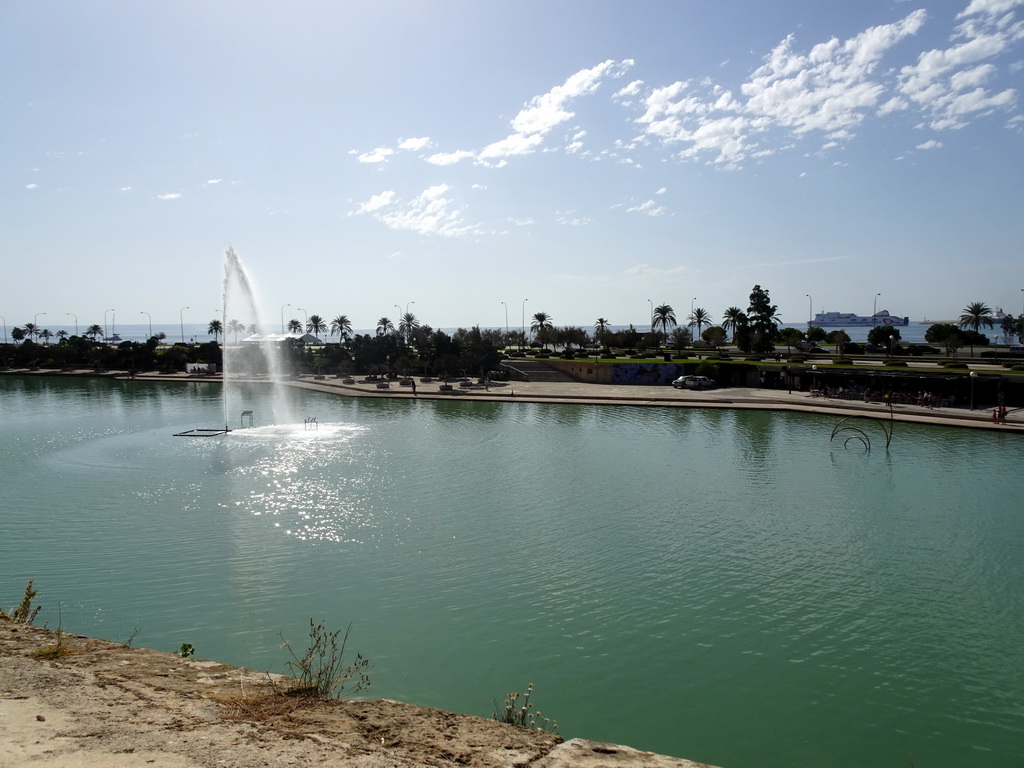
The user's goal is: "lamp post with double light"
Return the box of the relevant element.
[180,306,189,344]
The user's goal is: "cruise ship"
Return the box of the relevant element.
[812,310,909,328]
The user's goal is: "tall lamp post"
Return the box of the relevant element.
[35,312,47,341]
[67,313,78,336]
[805,294,812,330]
[297,307,308,334]
[970,371,978,410]
[690,296,697,338]
[501,301,509,343]
[873,293,881,326]
[280,303,290,334]
[648,299,653,333]
[105,309,114,341]
[521,298,528,350]
[0,315,6,345]
[139,311,151,339]
[180,306,189,344]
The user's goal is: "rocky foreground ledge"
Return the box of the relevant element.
[0,624,716,768]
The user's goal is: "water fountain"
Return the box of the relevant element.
[221,246,296,428]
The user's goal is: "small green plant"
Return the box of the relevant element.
[176,643,196,658]
[33,601,73,659]
[492,683,558,733]
[1,579,41,624]
[280,618,370,700]
[122,624,141,648]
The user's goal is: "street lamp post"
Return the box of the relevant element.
[805,294,812,329]
[67,313,78,336]
[0,315,6,345]
[139,311,151,339]
[35,312,47,341]
[297,307,308,334]
[690,296,697,337]
[405,301,415,316]
[521,298,528,350]
[873,293,881,326]
[648,299,653,333]
[501,301,509,342]
[280,304,290,334]
[180,306,189,344]
[970,371,978,410]
[104,309,114,341]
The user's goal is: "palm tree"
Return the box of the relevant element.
[23,322,39,342]
[207,319,223,341]
[958,301,994,357]
[56,329,69,344]
[722,307,747,343]
[40,328,54,345]
[958,302,994,334]
[376,316,395,336]
[86,324,104,342]
[530,311,554,348]
[287,319,302,334]
[306,314,327,341]
[594,317,610,348]
[330,314,353,343]
[652,304,676,348]
[226,319,245,345]
[398,312,419,345]
[688,307,710,343]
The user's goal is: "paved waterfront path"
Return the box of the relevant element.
[2,367,1020,432]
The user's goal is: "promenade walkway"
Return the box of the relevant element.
[3,367,1020,432]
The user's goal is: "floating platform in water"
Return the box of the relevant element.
[173,428,232,437]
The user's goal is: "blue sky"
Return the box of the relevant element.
[2,0,1022,335]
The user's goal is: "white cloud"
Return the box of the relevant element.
[958,0,1024,18]
[655,187,667,194]
[356,147,394,163]
[157,193,181,200]
[916,139,944,148]
[354,190,396,213]
[897,4,1020,130]
[25,183,38,190]
[375,184,473,237]
[425,149,476,165]
[630,9,940,165]
[626,199,667,216]
[119,186,132,192]
[398,137,432,151]
[476,60,633,165]
[203,179,222,186]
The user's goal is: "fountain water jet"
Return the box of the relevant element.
[222,246,296,427]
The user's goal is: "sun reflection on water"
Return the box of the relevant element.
[217,421,396,544]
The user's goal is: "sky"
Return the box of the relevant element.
[2,0,1023,335]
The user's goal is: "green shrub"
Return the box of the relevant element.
[884,359,907,367]
[281,619,370,700]
[833,356,852,365]
[492,683,558,733]
[943,361,968,369]
[1011,365,1024,372]
[1,580,41,624]
[788,354,806,363]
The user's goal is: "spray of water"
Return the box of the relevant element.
[222,246,295,426]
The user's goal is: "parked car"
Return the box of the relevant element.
[904,344,941,355]
[672,375,716,390]
[803,345,828,353]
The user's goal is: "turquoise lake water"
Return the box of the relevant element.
[1,376,1021,768]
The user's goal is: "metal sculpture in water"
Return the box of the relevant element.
[830,408,894,453]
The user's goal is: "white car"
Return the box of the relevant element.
[672,375,715,390]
